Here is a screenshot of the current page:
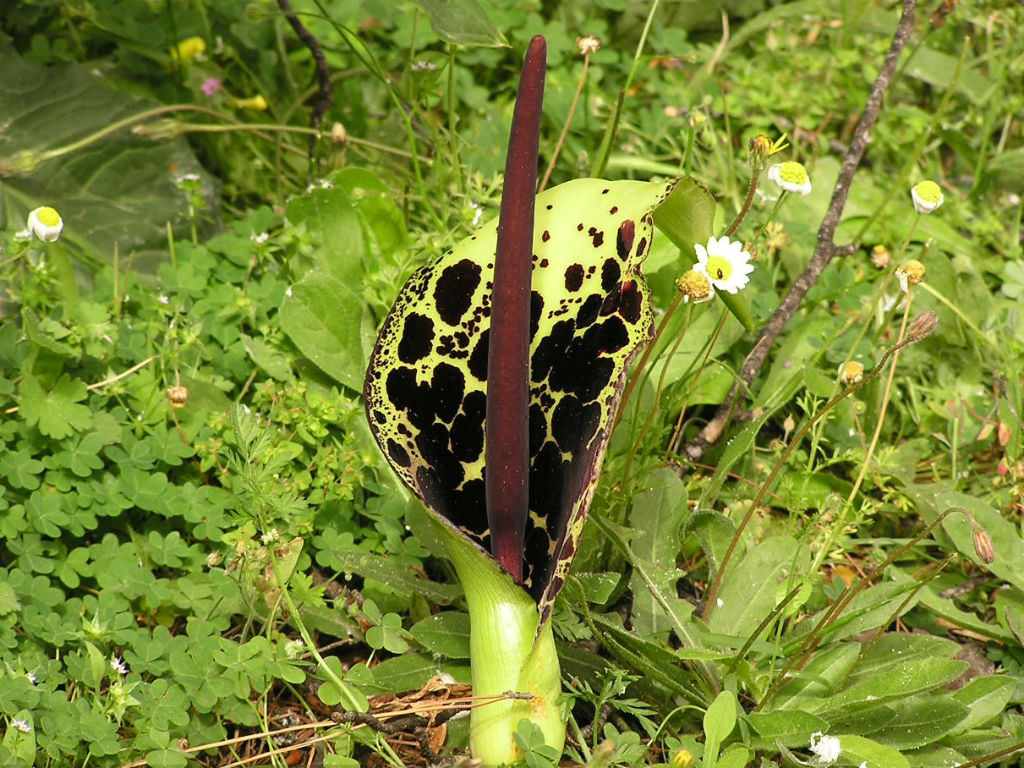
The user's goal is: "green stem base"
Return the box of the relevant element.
[430,517,565,766]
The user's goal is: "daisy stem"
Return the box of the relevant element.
[809,286,915,576]
[622,302,694,486]
[725,168,762,237]
[539,50,592,193]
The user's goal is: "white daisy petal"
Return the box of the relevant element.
[692,236,755,294]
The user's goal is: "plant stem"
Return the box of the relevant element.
[432,517,564,766]
[540,49,591,192]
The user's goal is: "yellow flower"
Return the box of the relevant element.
[911,180,943,214]
[26,206,64,242]
[233,94,268,111]
[171,36,206,66]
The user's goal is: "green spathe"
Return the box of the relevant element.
[430,515,564,765]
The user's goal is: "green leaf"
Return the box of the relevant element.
[702,690,738,768]
[628,469,688,640]
[411,0,508,46]
[748,710,829,747]
[0,39,214,271]
[280,273,375,392]
[949,676,1016,734]
[652,178,717,264]
[707,535,803,638]
[18,374,92,439]
[836,734,911,768]
[410,612,471,659]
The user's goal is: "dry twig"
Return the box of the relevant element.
[681,0,918,463]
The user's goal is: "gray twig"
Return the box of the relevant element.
[681,0,918,463]
[277,0,333,183]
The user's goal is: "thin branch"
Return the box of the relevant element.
[277,0,333,183]
[681,0,917,463]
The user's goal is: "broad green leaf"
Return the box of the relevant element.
[862,696,967,749]
[0,39,213,271]
[748,710,829,747]
[411,0,508,46]
[241,334,293,381]
[410,611,471,659]
[628,468,689,640]
[280,272,376,392]
[836,734,911,768]
[789,581,920,646]
[652,177,717,264]
[702,690,738,768]
[903,46,993,105]
[284,176,365,286]
[769,643,860,711]
[949,676,1016,734]
[716,744,752,768]
[708,535,803,638]
[314,549,461,605]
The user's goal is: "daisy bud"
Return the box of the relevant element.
[330,122,347,147]
[167,384,189,408]
[870,244,891,269]
[895,259,925,292]
[576,35,601,55]
[750,135,772,157]
[911,180,944,214]
[767,161,812,196]
[838,360,865,385]
[26,206,64,242]
[972,527,995,564]
[676,268,714,303]
[234,94,268,111]
[907,311,939,342]
[670,748,694,768]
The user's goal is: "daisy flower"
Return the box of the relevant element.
[838,360,864,385]
[26,206,64,242]
[911,180,943,214]
[768,161,811,196]
[694,236,755,294]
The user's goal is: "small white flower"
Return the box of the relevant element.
[175,172,201,185]
[809,731,841,765]
[693,236,755,294]
[26,206,64,242]
[11,718,32,733]
[911,180,943,214]
[284,639,306,659]
[110,655,128,675]
[158,295,170,305]
[251,232,270,245]
[411,60,436,72]
[26,672,38,684]
[767,161,811,196]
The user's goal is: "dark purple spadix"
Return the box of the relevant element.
[486,36,546,582]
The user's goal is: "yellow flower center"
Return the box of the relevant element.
[677,269,712,301]
[37,207,61,227]
[705,255,733,282]
[778,161,808,186]
[914,180,941,204]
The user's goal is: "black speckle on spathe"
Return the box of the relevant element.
[468,329,489,381]
[618,280,643,324]
[451,390,485,461]
[585,316,629,354]
[435,258,482,326]
[588,227,605,248]
[551,395,601,453]
[386,366,434,429]
[397,313,434,364]
[617,220,635,259]
[601,188,610,194]
[576,293,603,328]
[531,319,575,383]
[577,223,584,232]
[530,291,544,339]
[431,362,465,423]
[529,403,547,456]
[610,206,619,214]
[539,257,549,268]
[564,263,585,292]
[636,236,648,257]
[415,421,463,491]
[387,439,411,468]
[600,258,621,292]
[542,230,550,242]
[546,204,553,210]
[529,441,566,518]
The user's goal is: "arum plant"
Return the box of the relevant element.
[364,36,716,765]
